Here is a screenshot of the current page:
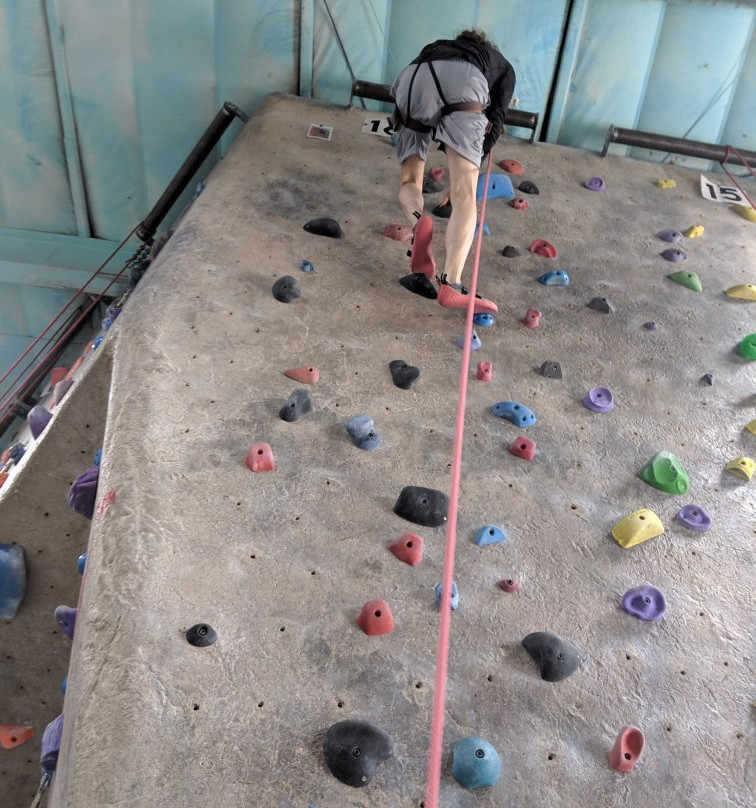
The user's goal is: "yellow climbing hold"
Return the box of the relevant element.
[725,457,755,481]
[655,179,677,189]
[726,284,756,301]
[683,224,704,238]
[746,420,756,435]
[733,204,756,222]
[612,509,665,549]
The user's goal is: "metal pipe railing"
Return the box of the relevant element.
[603,125,756,164]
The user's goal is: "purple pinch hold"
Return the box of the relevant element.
[583,176,605,191]
[661,248,687,262]
[621,585,666,621]
[643,321,658,330]
[656,229,683,243]
[675,504,711,532]
[582,386,614,413]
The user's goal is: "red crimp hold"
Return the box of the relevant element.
[498,158,524,174]
[389,532,423,566]
[609,726,645,773]
[380,223,413,242]
[476,362,492,381]
[0,725,34,749]
[510,197,528,210]
[529,239,557,258]
[283,366,319,384]
[96,488,117,517]
[522,308,541,329]
[498,578,521,593]
[246,443,276,472]
[429,166,445,182]
[357,599,395,636]
[508,436,535,460]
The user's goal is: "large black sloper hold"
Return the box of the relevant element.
[272,275,301,303]
[279,388,312,422]
[323,720,393,787]
[522,631,581,682]
[389,360,421,389]
[393,486,448,527]
[303,217,343,238]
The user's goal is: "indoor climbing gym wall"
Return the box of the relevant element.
[2,93,754,808]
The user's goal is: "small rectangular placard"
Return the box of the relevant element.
[361,117,395,138]
[306,123,333,141]
[700,174,748,204]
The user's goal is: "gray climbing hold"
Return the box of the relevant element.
[323,720,393,787]
[393,486,448,527]
[423,176,444,193]
[389,360,421,389]
[539,361,562,379]
[272,275,301,303]
[303,217,343,238]
[587,296,614,313]
[701,373,714,385]
[346,415,381,451]
[186,623,217,647]
[518,180,539,195]
[522,631,581,682]
[502,245,521,257]
[279,388,312,421]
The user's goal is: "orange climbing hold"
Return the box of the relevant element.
[50,367,68,388]
[283,366,319,384]
[0,725,34,749]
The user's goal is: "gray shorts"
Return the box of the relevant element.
[392,60,490,167]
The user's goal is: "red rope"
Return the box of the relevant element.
[424,150,494,807]
[719,146,754,209]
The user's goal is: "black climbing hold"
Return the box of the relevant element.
[389,360,421,389]
[303,217,343,238]
[272,275,301,303]
[586,296,614,314]
[423,176,444,193]
[518,181,539,195]
[701,373,714,385]
[393,486,448,527]
[323,720,393,787]
[539,361,562,379]
[186,623,217,647]
[399,273,438,299]
[502,245,521,257]
[522,631,580,682]
[432,201,452,218]
[279,388,312,422]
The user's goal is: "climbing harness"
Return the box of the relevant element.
[423,150,494,808]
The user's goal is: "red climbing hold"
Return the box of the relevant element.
[0,725,34,749]
[529,239,557,258]
[498,158,524,174]
[380,224,413,242]
[283,366,319,384]
[357,600,395,635]
[476,362,492,382]
[429,166,445,182]
[510,197,528,210]
[389,532,423,566]
[609,726,645,773]
[522,309,541,329]
[246,444,275,472]
[508,436,535,460]
[409,215,436,279]
[498,579,520,593]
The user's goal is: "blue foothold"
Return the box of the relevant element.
[92,336,104,350]
[474,524,508,546]
[77,552,87,575]
[491,401,536,429]
[476,173,515,201]
[452,736,501,789]
[300,259,315,273]
[473,313,495,328]
[93,448,102,467]
[345,415,382,451]
[435,580,459,611]
[538,270,570,286]
[457,331,482,350]
[60,677,67,694]
[101,317,113,331]
[0,544,26,620]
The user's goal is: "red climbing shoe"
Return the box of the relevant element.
[409,215,436,279]
[437,278,498,315]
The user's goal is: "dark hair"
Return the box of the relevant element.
[456,29,497,49]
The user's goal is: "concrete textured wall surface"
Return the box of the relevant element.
[1,93,754,807]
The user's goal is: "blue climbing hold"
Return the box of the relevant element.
[93,448,102,467]
[77,552,87,575]
[300,259,315,273]
[8,443,25,463]
[476,173,515,201]
[491,401,536,428]
[92,335,104,350]
[435,580,459,611]
[346,415,382,451]
[60,677,67,694]
[473,313,495,328]
[538,270,570,286]
[101,317,113,331]
[474,525,508,546]
[0,544,26,620]
[452,736,501,789]
[457,331,482,350]
[474,222,491,237]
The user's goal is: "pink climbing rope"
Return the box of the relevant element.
[423,150,494,808]
[719,146,754,210]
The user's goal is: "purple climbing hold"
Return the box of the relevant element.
[457,331,481,350]
[41,714,64,774]
[27,405,53,439]
[582,386,614,413]
[583,177,605,191]
[67,466,100,520]
[656,230,683,243]
[53,379,73,406]
[661,248,687,262]
[54,605,77,640]
[621,585,666,621]
[643,321,658,330]
[675,504,711,532]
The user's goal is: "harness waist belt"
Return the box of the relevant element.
[395,101,487,133]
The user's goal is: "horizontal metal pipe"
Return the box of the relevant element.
[603,125,756,165]
[350,79,538,132]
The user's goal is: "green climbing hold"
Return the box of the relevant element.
[639,451,690,495]
[667,270,702,292]
[737,333,756,360]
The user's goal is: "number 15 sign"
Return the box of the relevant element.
[700,175,749,205]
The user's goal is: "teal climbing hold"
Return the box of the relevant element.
[452,736,501,789]
[737,333,756,360]
[667,270,703,292]
[474,525,508,546]
[476,173,514,201]
[0,544,26,620]
[639,450,690,494]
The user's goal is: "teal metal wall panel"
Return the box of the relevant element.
[719,19,756,172]
[0,1,76,234]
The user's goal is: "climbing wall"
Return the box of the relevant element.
[13,93,753,807]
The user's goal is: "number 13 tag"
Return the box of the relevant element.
[361,117,395,138]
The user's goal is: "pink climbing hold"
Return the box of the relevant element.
[498,578,520,593]
[522,308,541,329]
[357,599,394,636]
[510,197,528,210]
[476,361,492,382]
[508,436,535,460]
[529,239,557,259]
[380,224,413,242]
[429,166,445,182]
[498,158,524,174]
[609,726,645,773]
[283,366,319,384]
[246,443,275,472]
[389,532,423,566]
